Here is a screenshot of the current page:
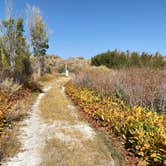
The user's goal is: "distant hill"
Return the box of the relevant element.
[31,55,90,74]
[66,57,90,72]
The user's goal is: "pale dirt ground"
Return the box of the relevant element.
[2,77,115,166]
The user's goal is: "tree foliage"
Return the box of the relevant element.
[14,18,31,77]
[0,13,31,81]
[0,1,50,81]
[26,5,49,76]
[91,50,166,69]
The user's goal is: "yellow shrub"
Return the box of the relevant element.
[65,83,166,165]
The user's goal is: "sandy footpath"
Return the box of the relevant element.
[2,77,115,166]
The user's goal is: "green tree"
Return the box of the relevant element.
[1,16,31,80]
[118,52,128,68]
[14,18,31,77]
[27,5,49,77]
[129,52,140,67]
[152,52,166,69]
[140,52,152,67]
[2,18,17,70]
[91,50,165,69]
[0,42,9,69]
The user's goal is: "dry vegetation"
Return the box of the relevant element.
[66,57,90,72]
[0,79,30,129]
[65,67,166,165]
[31,56,90,75]
[73,67,166,113]
[40,136,115,166]
[39,77,72,123]
[0,92,37,162]
[31,55,65,74]
[39,77,124,166]
[0,72,54,163]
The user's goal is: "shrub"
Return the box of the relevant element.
[65,83,166,165]
[0,78,22,95]
[73,68,166,113]
[23,80,42,92]
[37,73,56,82]
[91,50,166,69]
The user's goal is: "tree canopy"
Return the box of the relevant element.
[91,50,166,69]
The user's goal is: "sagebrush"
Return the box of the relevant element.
[73,67,166,113]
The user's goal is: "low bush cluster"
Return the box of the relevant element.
[65,83,166,165]
[0,78,22,95]
[74,67,166,113]
[0,78,36,135]
[0,89,30,134]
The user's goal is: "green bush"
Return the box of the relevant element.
[91,50,166,69]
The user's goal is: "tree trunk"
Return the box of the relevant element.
[37,56,41,77]
[37,56,45,77]
[10,50,16,72]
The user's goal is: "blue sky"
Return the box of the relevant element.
[0,0,166,58]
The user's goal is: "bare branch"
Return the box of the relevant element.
[5,0,13,19]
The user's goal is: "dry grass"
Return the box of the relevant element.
[73,67,166,113]
[40,137,114,166]
[66,57,90,73]
[0,78,22,95]
[38,73,59,83]
[96,131,125,166]
[31,55,65,74]
[0,128,21,162]
[39,77,74,123]
[0,93,38,163]
[39,76,123,166]
[5,93,37,123]
[37,73,60,88]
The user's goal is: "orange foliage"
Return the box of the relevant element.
[65,83,166,165]
[0,88,30,134]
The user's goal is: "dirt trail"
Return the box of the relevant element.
[2,77,115,166]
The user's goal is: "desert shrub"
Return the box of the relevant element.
[23,80,42,92]
[37,73,56,82]
[66,57,90,73]
[15,54,32,78]
[31,56,66,74]
[0,69,23,84]
[0,85,30,137]
[0,69,13,81]
[65,83,166,165]
[0,78,22,95]
[73,67,166,113]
